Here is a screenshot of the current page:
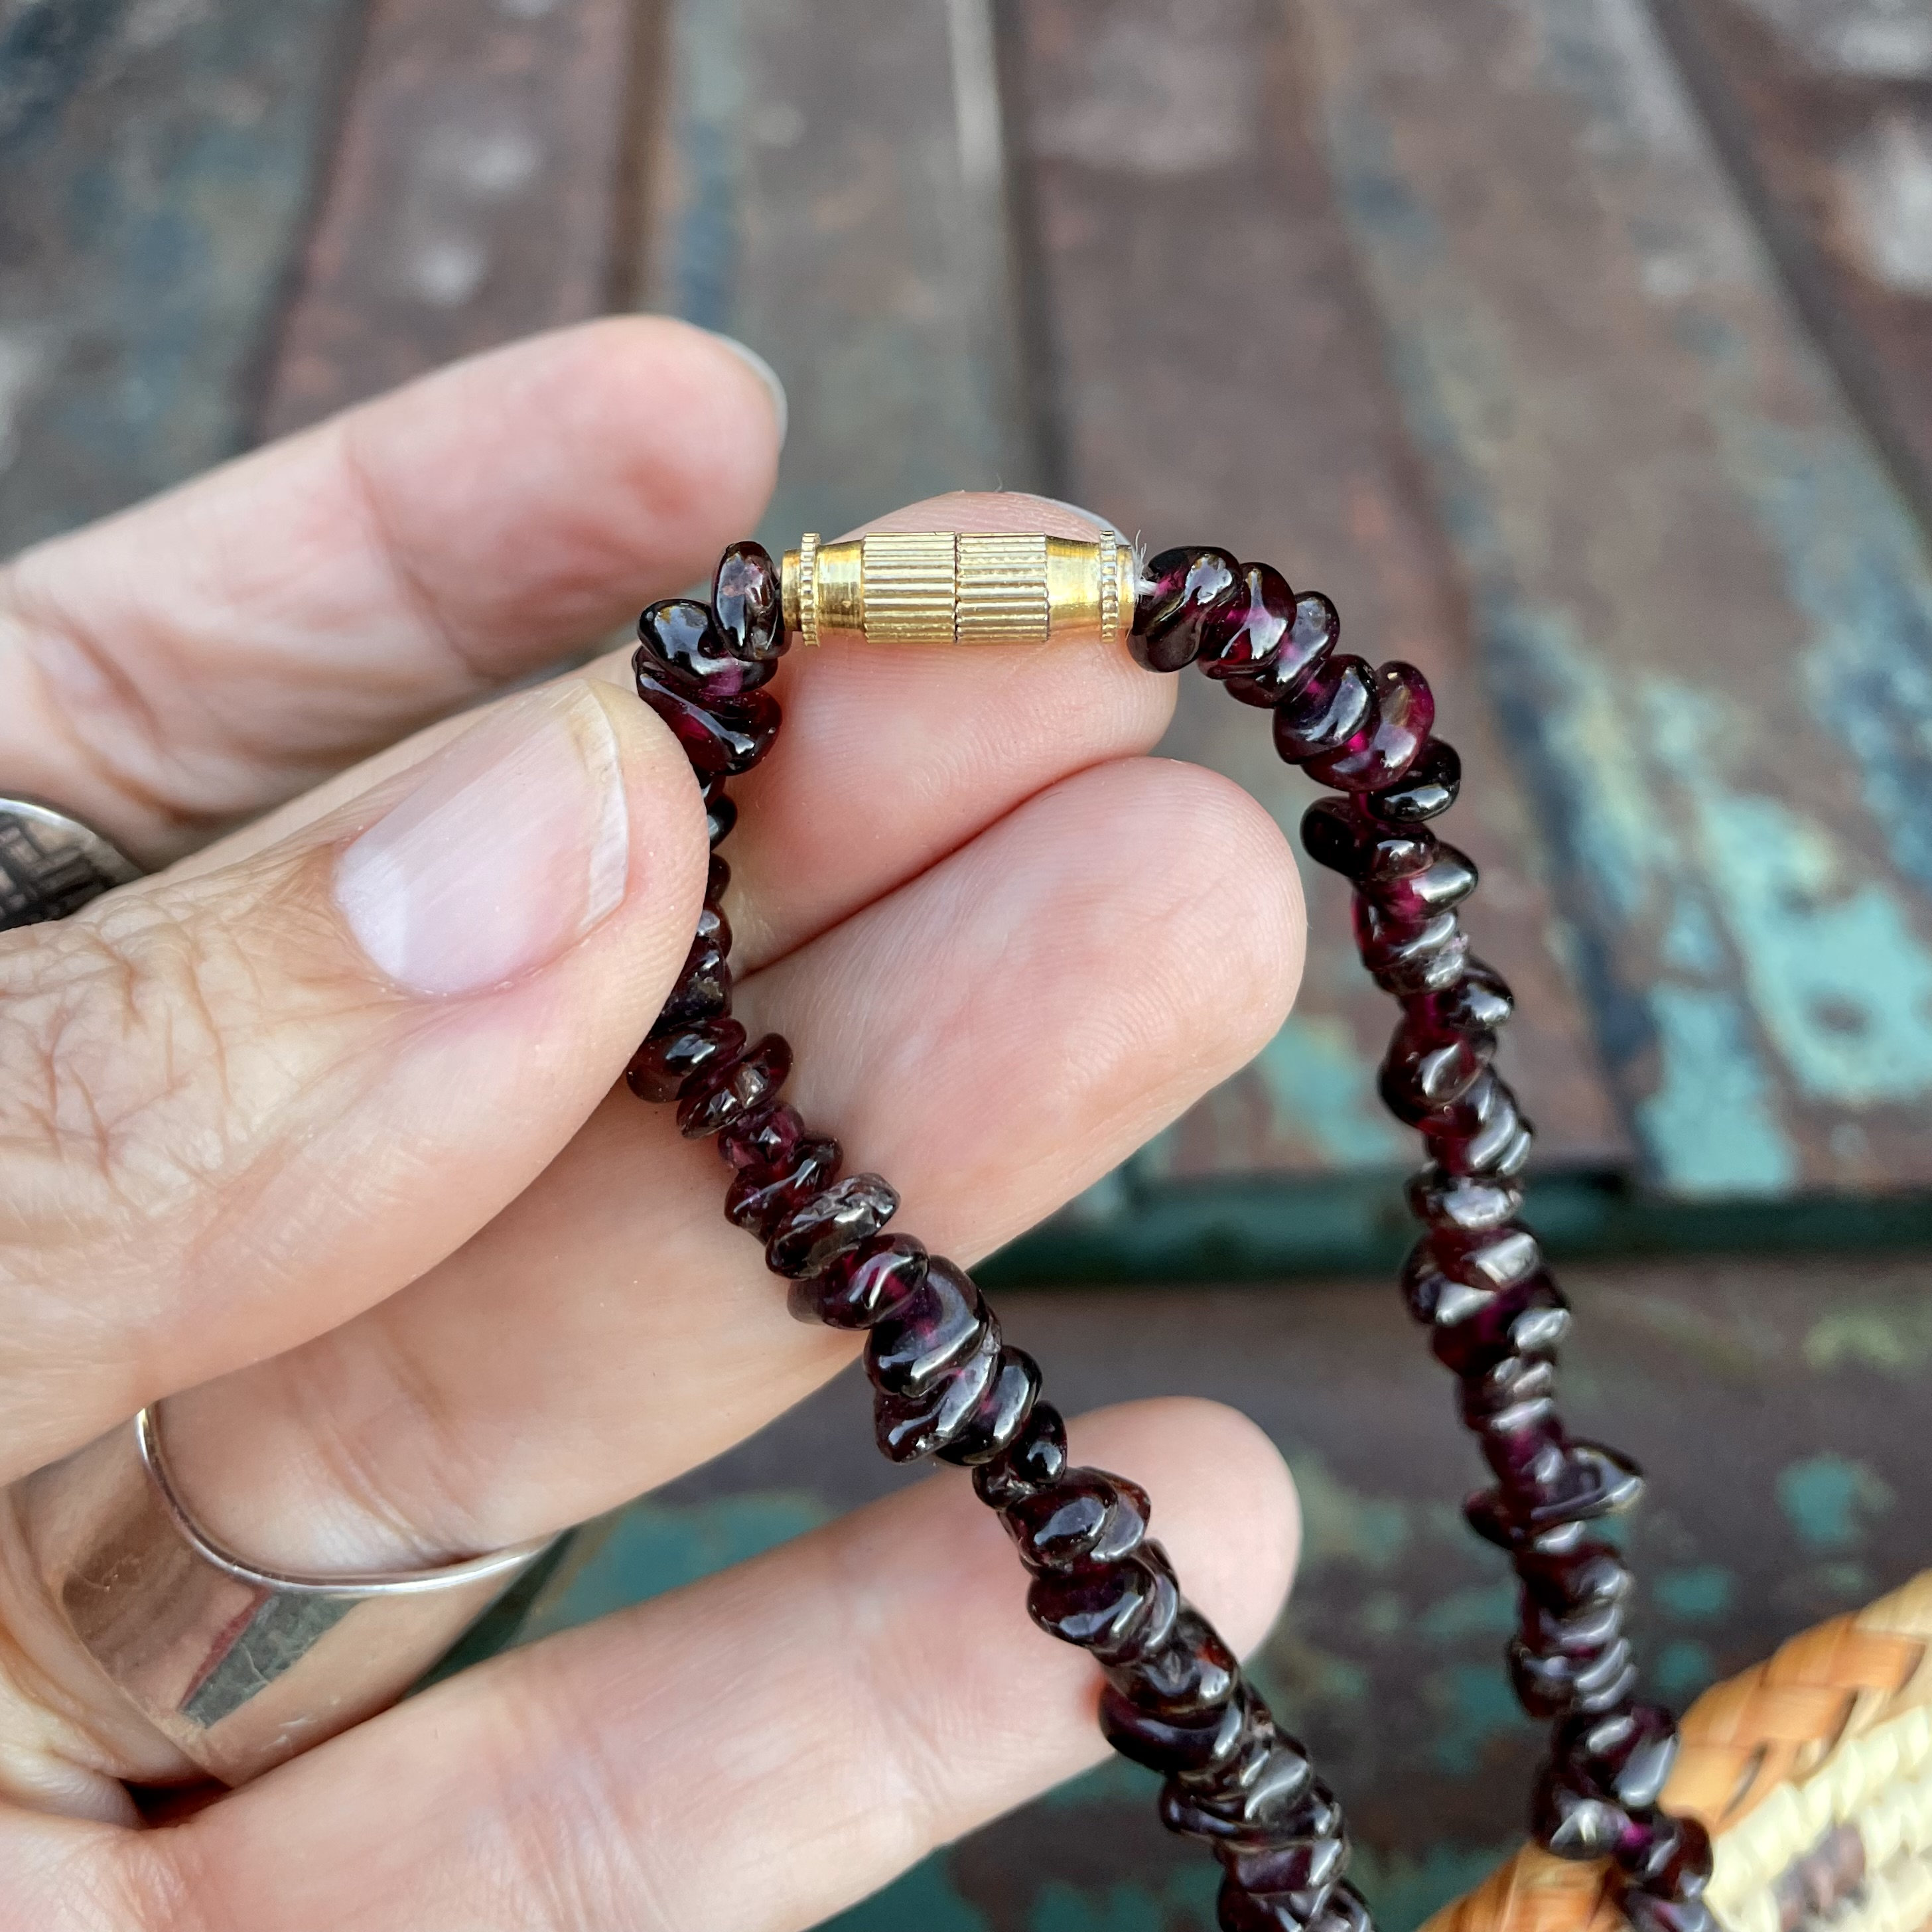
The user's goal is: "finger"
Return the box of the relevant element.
[0,318,781,864]
[155,756,1302,1582]
[177,492,1176,975]
[0,683,707,1485]
[71,1401,1300,1932]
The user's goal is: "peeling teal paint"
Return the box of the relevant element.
[1255,1016,1409,1167]
[1635,983,1797,1194]
[1776,1454,1896,1551]
[1805,1302,1932,1374]
[1351,1844,1521,1932]
[1027,1870,1218,1932]
[1654,1566,1734,1622]
[1655,1639,1718,1700]
[525,1490,833,1639]
[1430,1662,1535,1775]
[1292,1455,1415,1571]
[1416,1581,1519,1643]
[825,1858,992,1932]
[1647,677,1932,1107]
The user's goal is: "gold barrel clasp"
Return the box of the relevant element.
[780,529,1134,650]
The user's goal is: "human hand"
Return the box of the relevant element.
[0,318,1304,1929]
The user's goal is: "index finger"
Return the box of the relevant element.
[0,318,782,864]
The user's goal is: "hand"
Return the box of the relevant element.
[0,319,1304,1930]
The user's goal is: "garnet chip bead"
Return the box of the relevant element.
[616,535,1700,1932]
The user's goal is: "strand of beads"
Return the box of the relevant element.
[628,541,1369,1932]
[1131,547,1714,1932]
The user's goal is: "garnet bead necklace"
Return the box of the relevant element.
[627,530,1710,1932]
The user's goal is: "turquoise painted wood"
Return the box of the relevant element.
[1291,0,1932,1195]
[0,0,362,551]
[644,0,1042,554]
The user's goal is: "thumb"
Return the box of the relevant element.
[0,677,707,1484]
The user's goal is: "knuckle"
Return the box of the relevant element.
[0,880,287,1225]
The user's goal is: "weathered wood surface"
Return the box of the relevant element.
[511,1258,1932,1931]
[1650,0,1932,535]
[0,0,361,550]
[1006,0,1629,1183]
[643,0,1041,551]
[257,0,640,437]
[1288,0,1932,1196]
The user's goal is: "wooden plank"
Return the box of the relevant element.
[643,0,1042,551]
[257,0,640,437]
[0,0,362,549]
[501,1257,1932,1930]
[1285,0,1932,1195]
[1649,0,1932,537]
[1004,0,1629,1181]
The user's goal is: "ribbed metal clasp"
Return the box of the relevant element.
[781,530,1133,649]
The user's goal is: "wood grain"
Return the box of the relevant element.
[1290,0,1932,1194]
[1005,0,1629,1180]
[0,0,362,549]
[257,0,640,437]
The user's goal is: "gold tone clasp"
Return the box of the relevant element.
[780,530,1135,650]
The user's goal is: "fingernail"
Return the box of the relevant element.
[706,330,789,450]
[336,685,630,997]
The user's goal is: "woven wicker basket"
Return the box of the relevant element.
[1422,1573,1932,1932]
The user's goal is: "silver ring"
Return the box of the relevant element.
[19,1405,555,1785]
[0,794,142,930]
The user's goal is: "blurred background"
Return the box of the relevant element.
[7,0,1932,1924]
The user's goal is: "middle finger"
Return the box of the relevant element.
[162,752,1304,1574]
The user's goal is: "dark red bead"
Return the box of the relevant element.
[1160,1728,1313,1842]
[1222,592,1341,709]
[725,1135,841,1237]
[1406,1168,1524,1233]
[866,1257,988,1396]
[625,1016,746,1103]
[711,540,786,666]
[1134,547,1241,671]
[1512,1635,1639,1718]
[1558,1704,1681,1812]
[1517,1539,1633,1615]
[637,597,775,703]
[1533,1763,1629,1859]
[705,851,730,904]
[788,1232,928,1329]
[1422,1068,1535,1177]
[874,1325,1004,1462]
[1003,1468,1150,1572]
[702,778,738,847]
[1468,1440,1645,1546]
[1363,847,1478,930]
[1111,1609,1241,1715]
[658,929,731,1027]
[635,663,781,778]
[718,1100,803,1174]
[1101,1685,1247,1775]
[1618,1814,1712,1896]
[1355,905,1470,997]
[973,1399,1069,1507]
[1219,1787,1351,1892]
[1379,1027,1492,1125]
[934,1345,1042,1466]
[766,1173,899,1277]
[1273,655,1376,764]
[1622,1896,1718,1932]
[1407,961,1515,1036]
[1028,1547,1180,1665]
[1198,563,1318,697]
[676,1034,792,1138]
[1363,737,1461,823]
[1304,661,1436,792]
